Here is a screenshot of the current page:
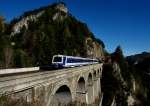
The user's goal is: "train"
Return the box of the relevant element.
[52,55,99,68]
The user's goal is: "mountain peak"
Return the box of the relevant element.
[11,2,68,35]
[55,2,68,13]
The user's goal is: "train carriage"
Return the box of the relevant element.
[52,55,98,68]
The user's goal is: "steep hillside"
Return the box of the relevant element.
[125,52,150,105]
[101,47,150,106]
[0,2,105,68]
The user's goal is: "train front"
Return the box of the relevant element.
[52,55,64,68]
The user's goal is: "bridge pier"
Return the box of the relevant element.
[33,85,48,106]
[87,83,94,104]
[98,77,101,94]
[76,91,87,104]
[76,76,87,104]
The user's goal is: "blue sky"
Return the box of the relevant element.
[0,0,150,56]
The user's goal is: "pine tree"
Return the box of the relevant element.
[111,45,132,88]
[0,16,5,33]
[111,46,126,76]
[112,46,124,65]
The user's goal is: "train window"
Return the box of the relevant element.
[67,58,72,63]
[66,57,98,63]
[53,57,62,62]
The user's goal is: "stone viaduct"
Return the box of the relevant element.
[0,64,103,106]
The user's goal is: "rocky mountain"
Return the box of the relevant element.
[0,2,105,68]
[11,3,68,35]
[126,52,150,65]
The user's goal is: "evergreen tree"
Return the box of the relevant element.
[111,46,124,63]
[0,16,5,33]
[111,46,129,80]
[110,46,129,105]
[111,46,133,104]
[0,16,14,68]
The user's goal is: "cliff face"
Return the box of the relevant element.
[1,2,105,67]
[11,3,68,35]
[86,37,104,58]
[11,12,44,35]
[102,62,136,106]
[101,51,150,106]
[126,52,150,105]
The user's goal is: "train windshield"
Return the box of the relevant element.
[53,56,62,62]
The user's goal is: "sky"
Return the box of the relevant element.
[0,0,150,56]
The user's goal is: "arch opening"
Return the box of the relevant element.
[100,68,102,73]
[97,69,100,76]
[93,71,96,79]
[51,85,72,105]
[77,77,86,93]
[88,73,93,85]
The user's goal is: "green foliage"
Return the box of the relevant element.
[13,49,33,67]
[111,46,125,70]
[0,34,5,68]
[102,64,127,106]
[0,18,14,69]
[0,16,5,33]
[111,46,130,82]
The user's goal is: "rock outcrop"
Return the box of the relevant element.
[55,2,68,13]
[86,37,104,58]
[11,2,68,35]
[11,12,44,35]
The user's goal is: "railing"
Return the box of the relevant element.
[0,67,40,75]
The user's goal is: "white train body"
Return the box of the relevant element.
[52,55,98,68]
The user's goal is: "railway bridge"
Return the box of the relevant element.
[0,64,103,106]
